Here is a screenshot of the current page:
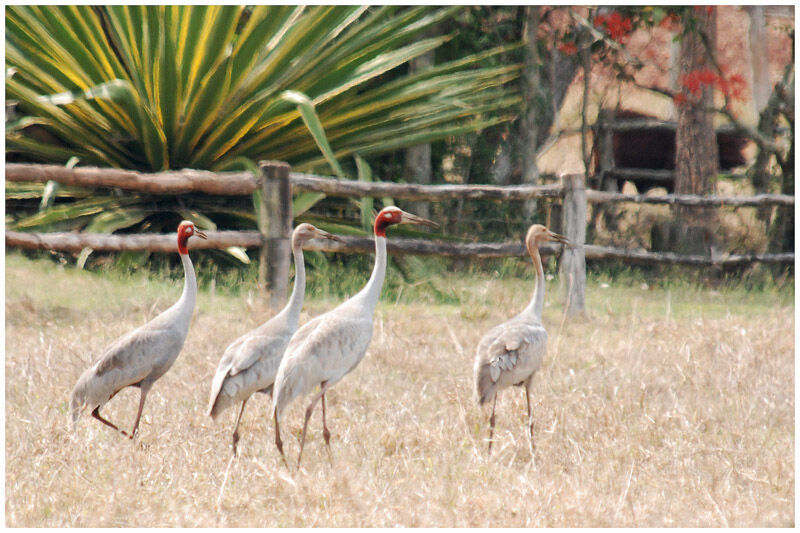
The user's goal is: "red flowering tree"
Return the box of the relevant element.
[554,6,792,254]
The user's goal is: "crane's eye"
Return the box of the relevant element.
[384,213,392,219]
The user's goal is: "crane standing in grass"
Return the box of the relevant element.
[207,223,340,456]
[474,224,568,454]
[69,220,207,438]
[272,206,437,466]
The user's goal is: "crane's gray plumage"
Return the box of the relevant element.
[272,300,374,419]
[473,224,567,454]
[206,223,338,455]
[69,221,206,437]
[475,320,547,405]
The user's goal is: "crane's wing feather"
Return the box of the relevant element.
[93,327,179,379]
[478,322,547,384]
[208,319,293,416]
[273,311,373,416]
[229,333,289,377]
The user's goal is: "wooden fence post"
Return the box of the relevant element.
[560,173,586,317]
[258,161,293,309]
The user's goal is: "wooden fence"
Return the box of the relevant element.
[5,161,795,316]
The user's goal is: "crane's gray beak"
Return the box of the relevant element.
[399,211,438,229]
[195,229,208,240]
[548,230,568,245]
[315,228,343,243]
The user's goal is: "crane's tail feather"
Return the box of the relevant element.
[207,389,236,420]
[68,386,83,430]
[207,396,221,420]
[475,364,498,406]
[272,365,307,422]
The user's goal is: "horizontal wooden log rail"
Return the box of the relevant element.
[585,189,794,207]
[5,229,264,253]
[6,163,564,201]
[583,245,793,266]
[5,229,561,258]
[6,162,792,207]
[7,230,792,266]
[289,172,564,201]
[5,163,257,196]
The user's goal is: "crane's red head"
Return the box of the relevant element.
[373,206,437,237]
[177,220,207,255]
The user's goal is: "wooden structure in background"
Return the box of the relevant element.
[5,162,795,317]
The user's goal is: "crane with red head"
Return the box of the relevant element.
[271,206,437,466]
[70,220,207,438]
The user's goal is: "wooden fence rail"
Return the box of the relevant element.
[7,162,793,206]
[9,229,790,266]
[585,189,794,207]
[5,162,795,316]
[5,162,257,196]
[290,173,564,201]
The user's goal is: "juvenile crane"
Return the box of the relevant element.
[207,223,339,456]
[474,224,568,454]
[272,206,437,466]
[69,220,207,438]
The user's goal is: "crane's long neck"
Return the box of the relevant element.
[522,240,545,322]
[280,245,306,326]
[357,235,387,314]
[174,252,198,327]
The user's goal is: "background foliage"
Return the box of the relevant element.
[6,5,521,252]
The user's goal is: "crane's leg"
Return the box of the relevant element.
[231,398,248,457]
[128,385,151,439]
[321,383,331,447]
[525,380,535,454]
[91,406,129,437]
[487,394,497,456]
[297,381,333,467]
[274,411,287,466]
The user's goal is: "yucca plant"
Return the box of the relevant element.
[6,5,521,257]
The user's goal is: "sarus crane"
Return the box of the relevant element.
[474,224,568,454]
[207,223,339,456]
[272,206,437,466]
[70,220,207,438]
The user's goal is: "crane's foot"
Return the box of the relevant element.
[91,407,129,438]
[232,431,240,457]
[322,427,331,447]
[275,436,288,468]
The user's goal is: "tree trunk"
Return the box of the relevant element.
[768,128,794,256]
[670,7,719,256]
[519,5,544,188]
[746,6,771,113]
[403,32,435,221]
[518,6,579,219]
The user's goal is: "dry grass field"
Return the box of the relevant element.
[5,252,794,527]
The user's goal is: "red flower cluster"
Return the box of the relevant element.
[658,12,681,32]
[693,6,715,15]
[594,11,633,42]
[557,42,578,56]
[682,68,718,97]
[674,67,748,108]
